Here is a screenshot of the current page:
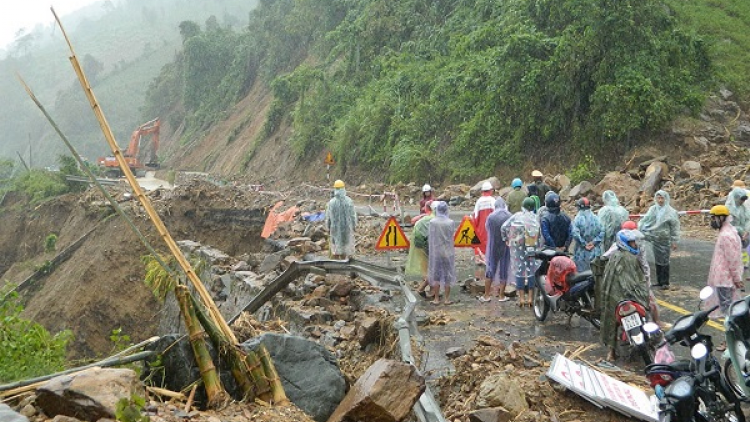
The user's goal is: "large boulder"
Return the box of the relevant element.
[592,172,641,206]
[242,333,346,422]
[36,368,142,422]
[327,359,425,422]
[475,372,528,417]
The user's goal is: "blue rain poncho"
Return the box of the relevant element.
[501,208,541,279]
[572,208,604,271]
[597,190,630,252]
[325,187,357,257]
[638,190,680,266]
[405,213,434,278]
[428,202,457,287]
[485,198,512,284]
[725,187,750,240]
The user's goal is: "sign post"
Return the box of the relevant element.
[375,216,410,266]
[324,152,335,181]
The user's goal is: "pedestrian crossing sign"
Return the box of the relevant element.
[375,217,410,250]
[454,215,480,248]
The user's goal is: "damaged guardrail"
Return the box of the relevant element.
[230,258,447,422]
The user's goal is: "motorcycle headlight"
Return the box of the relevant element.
[691,343,708,360]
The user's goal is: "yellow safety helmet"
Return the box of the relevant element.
[333,180,345,189]
[531,170,543,178]
[710,205,730,216]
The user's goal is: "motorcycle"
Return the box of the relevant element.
[615,299,662,364]
[723,294,750,400]
[649,287,745,422]
[530,248,600,329]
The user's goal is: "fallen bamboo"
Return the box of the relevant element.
[189,293,259,401]
[146,386,186,401]
[175,285,227,409]
[51,7,239,347]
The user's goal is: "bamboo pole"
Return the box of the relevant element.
[50,7,237,345]
[175,285,227,409]
[189,293,261,401]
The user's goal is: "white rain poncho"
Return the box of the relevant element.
[638,190,680,266]
[597,190,630,251]
[725,187,750,240]
[428,202,457,287]
[325,187,357,257]
[501,208,541,279]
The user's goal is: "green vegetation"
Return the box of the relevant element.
[44,234,58,253]
[115,394,149,422]
[566,155,599,186]
[0,290,72,382]
[145,0,716,182]
[0,155,91,203]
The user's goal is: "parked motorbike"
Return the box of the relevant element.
[615,299,662,364]
[723,294,750,400]
[530,249,600,329]
[649,287,745,422]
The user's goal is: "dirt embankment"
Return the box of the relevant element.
[0,181,280,359]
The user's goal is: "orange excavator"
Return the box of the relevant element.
[98,118,160,178]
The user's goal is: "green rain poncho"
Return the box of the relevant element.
[325,187,357,257]
[405,213,434,278]
[599,239,650,349]
[725,187,750,239]
[597,190,630,252]
[638,190,680,266]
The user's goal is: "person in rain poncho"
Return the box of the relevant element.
[428,201,457,305]
[541,193,572,252]
[408,201,436,298]
[506,178,526,214]
[600,229,651,361]
[419,184,435,214]
[535,191,556,249]
[325,180,357,259]
[501,198,541,307]
[478,198,513,303]
[597,190,630,252]
[725,187,750,249]
[702,205,743,317]
[638,190,680,289]
[571,197,604,272]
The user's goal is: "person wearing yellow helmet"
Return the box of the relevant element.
[325,180,357,259]
[702,204,743,317]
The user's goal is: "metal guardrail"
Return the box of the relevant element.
[231,257,446,422]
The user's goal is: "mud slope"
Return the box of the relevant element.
[0,183,274,359]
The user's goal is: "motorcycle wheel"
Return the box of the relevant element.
[533,283,549,322]
[723,358,747,401]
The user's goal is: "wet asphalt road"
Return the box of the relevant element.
[403,237,727,381]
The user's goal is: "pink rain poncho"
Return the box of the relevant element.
[428,202,457,287]
[703,215,743,316]
[325,187,357,257]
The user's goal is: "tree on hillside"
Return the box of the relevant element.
[179,21,202,43]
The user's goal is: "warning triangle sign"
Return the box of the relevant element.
[375,217,410,250]
[454,216,479,248]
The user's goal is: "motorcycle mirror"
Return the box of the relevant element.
[691,342,708,360]
[699,286,714,301]
[643,322,660,334]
